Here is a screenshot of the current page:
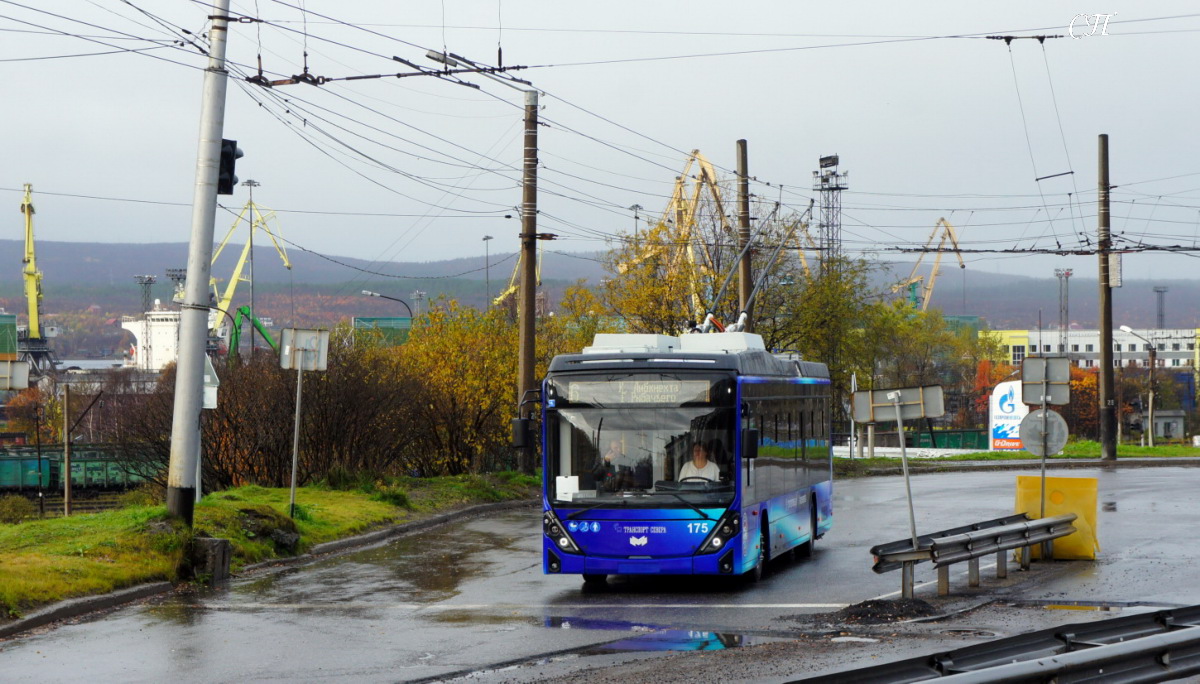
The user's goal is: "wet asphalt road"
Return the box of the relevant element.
[1,466,1197,682]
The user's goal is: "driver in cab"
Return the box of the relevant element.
[679,441,720,481]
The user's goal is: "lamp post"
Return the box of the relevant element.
[34,403,44,517]
[1119,325,1156,447]
[482,235,494,307]
[628,204,644,239]
[361,290,413,318]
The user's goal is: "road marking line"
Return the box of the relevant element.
[198,602,847,610]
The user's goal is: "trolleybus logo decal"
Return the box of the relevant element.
[629,536,649,546]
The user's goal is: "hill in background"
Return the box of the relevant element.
[0,240,1197,331]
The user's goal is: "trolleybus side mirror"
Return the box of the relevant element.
[744,428,759,460]
[511,418,533,449]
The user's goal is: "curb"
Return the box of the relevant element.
[0,499,537,640]
[0,582,173,640]
[241,498,536,573]
[851,458,1200,477]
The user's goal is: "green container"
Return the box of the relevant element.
[0,313,16,360]
[353,316,411,345]
[0,459,21,487]
[907,429,988,450]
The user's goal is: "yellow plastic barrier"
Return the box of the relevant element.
[1015,476,1099,560]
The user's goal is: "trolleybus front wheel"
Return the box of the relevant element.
[749,525,768,582]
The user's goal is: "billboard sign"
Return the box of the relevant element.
[990,380,1029,450]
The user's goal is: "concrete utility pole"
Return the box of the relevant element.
[1097,134,1117,461]
[736,139,753,331]
[518,90,539,474]
[167,0,233,525]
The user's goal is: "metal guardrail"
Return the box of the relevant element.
[870,513,1078,598]
[789,603,1200,683]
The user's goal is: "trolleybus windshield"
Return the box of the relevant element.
[545,373,736,509]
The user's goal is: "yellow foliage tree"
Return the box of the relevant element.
[400,303,519,474]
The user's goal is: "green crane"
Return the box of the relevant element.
[227,305,277,361]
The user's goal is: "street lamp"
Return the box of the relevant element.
[361,290,413,318]
[482,235,494,307]
[1119,325,1156,447]
[628,204,644,238]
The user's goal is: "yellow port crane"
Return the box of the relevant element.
[890,217,966,311]
[492,253,541,308]
[618,150,728,314]
[17,184,55,374]
[20,184,41,340]
[209,198,291,327]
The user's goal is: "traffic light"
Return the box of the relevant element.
[217,139,243,195]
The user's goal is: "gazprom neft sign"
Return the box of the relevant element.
[990,380,1030,450]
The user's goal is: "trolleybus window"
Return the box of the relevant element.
[545,373,735,509]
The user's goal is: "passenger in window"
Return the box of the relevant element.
[593,441,631,491]
[679,442,720,481]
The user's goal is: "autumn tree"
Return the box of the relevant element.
[1062,367,1100,440]
[398,302,519,474]
[4,387,61,444]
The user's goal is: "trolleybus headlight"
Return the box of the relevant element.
[698,512,741,554]
[543,511,581,554]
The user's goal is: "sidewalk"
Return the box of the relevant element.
[832,445,1200,471]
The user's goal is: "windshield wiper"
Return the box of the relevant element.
[564,498,629,519]
[655,491,714,519]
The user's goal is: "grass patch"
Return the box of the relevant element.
[0,472,538,619]
[0,507,186,619]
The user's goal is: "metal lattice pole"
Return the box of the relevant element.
[1154,286,1168,329]
[1055,268,1072,355]
[812,156,847,278]
[134,275,157,314]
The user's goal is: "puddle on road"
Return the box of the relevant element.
[545,616,780,653]
[429,610,541,628]
[229,524,520,607]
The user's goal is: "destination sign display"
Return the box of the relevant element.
[567,380,711,405]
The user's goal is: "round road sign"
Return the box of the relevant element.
[1019,408,1069,457]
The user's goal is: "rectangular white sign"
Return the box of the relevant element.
[990,380,1030,450]
[280,329,330,371]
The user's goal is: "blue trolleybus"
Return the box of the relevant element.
[537,332,832,584]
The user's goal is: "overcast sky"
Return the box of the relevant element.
[4,1,1199,292]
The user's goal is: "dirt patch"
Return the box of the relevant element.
[834,598,940,624]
